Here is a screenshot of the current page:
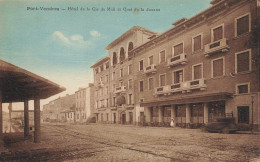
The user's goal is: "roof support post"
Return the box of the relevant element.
[34,98,40,143]
[24,100,29,138]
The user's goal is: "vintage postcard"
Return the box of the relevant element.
[0,0,259,161]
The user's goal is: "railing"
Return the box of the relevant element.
[144,64,157,74]
[155,79,207,95]
[204,38,230,57]
[167,53,187,67]
[114,86,126,94]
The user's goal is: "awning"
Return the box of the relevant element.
[140,92,233,107]
[0,59,66,103]
[116,95,126,105]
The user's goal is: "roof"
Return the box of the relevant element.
[0,59,66,103]
[132,0,242,54]
[90,56,109,68]
[105,26,156,50]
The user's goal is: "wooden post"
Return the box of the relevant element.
[24,100,29,137]
[34,98,41,143]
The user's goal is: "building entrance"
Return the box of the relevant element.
[122,114,126,124]
[237,106,249,124]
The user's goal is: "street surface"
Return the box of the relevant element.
[1,123,260,161]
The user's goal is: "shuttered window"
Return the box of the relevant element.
[149,55,153,65]
[193,35,202,52]
[212,58,224,77]
[213,26,223,42]
[160,74,166,87]
[148,78,154,90]
[139,81,144,92]
[236,14,249,36]
[139,60,143,71]
[160,50,166,63]
[193,64,202,80]
[174,43,183,56]
[237,51,249,73]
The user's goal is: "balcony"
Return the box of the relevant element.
[97,81,104,88]
[167,53,188,67]
[182,78,207,92]
[114,86,126,94]
[155,86,170,95]
[204,38,230,57]
[169,83,183,93]
[144,64,157,74]
[155,79,207,96]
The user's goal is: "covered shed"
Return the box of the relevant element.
[0,59,65,144]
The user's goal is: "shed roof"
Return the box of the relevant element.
[0,59,66,103]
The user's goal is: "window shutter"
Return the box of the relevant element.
[193,35,201,52]
[174,43,183,56]
[213,26,223,42]
[237,51,249,73]
[213,59,223,77]
[237,15,249,36]
[193,65,202,80]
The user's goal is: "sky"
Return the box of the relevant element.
[0,0,211,111]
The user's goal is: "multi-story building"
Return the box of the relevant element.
[74,84,95,123]
[91,0,260,130]
[91,26,156,124]
[42,94,76,122]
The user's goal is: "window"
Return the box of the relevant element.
[140,98,144,103]
[159,74,166,87]
[120,81,123,87]
[112,72,115,80]
[113,97,116,106]
[106,86,109,94]
[128,94,133,104]
[212,25,223,42]
[212,57,224,78]
[159,50,166,63]
[148,55,153,65]
[139,60,144,71]
[106,99,109,107]
[128,79,133,89]
[192,34,202,52]
[128,42,134,57]
[120,47,125,62]
[139,80,144,92]
[120,69,123,77]
[128,64,132,75]
[105,62,109,69]
[113,52,117,65]
[173,42,183,56]
[236,83,249,94]
[100,65,104,72]
[235,49,251,73]
[113,84,115,92]
[148,77,154,90]
[235,13,250,37]
[192,64,203,80]
[173,69,183,84]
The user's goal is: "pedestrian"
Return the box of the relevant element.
[170,118,174,127]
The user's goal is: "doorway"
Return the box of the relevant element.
[122,114,126,124]
[237,106,249,124]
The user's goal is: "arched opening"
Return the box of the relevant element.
[128,42,134,58]
[113,52,117,65]
[119,47,125,62]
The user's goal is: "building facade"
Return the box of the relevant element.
[91,0,260,130]
[74,84,95,123]
[42,94,76,122]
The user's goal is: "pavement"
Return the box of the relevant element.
[1,123,260,161]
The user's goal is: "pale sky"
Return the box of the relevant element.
[0,0,211,112]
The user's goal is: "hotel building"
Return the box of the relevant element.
[91,0,260,130]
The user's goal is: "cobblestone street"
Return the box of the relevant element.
[1,123,260,161]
